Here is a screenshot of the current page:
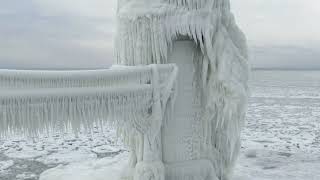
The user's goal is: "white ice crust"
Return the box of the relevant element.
[115,0,249,179]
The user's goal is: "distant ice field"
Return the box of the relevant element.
[0,70,320,180]
[234,70,320,179]
[251,70,320,98]
[247,70,320,153]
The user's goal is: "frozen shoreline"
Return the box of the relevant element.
[1,70,320,180]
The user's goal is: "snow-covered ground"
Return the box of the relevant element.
[1,70,320,180]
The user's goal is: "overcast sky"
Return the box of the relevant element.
[0,0,319,69]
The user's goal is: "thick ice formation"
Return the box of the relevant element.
[115,0,249,179]
[0,64,178,142]
[0,0,248,179]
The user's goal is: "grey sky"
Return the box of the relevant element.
[0,0,319,69]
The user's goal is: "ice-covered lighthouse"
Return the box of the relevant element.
[0,0,249,180]
[115,0,249,180]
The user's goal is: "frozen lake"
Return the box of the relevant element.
[235,70,320,180]
[1,70,320,180]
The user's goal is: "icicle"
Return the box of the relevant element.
[0,64,178,140]
[116,0,249,179]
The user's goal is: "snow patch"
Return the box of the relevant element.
[39,153,128,180]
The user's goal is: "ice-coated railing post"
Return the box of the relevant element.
[134,65,165,180]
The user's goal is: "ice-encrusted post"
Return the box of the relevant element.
[116,0,249,180]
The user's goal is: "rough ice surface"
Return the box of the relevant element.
[1,70,319,180]
[115,0,249,179]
